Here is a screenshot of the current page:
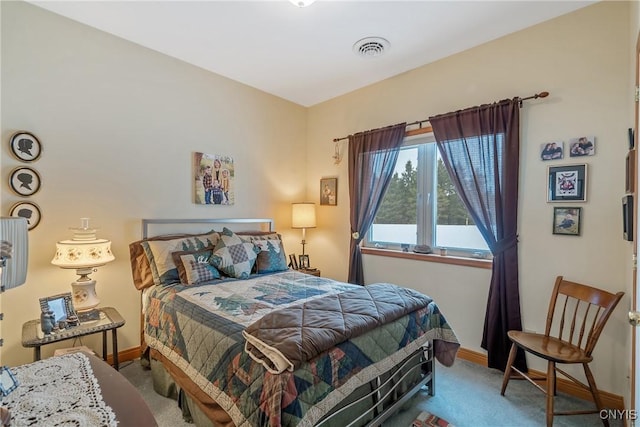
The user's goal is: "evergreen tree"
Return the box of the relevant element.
[376,160,417,224]
[437,159,474,225]
[375,157,473,225]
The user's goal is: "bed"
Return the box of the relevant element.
[130,218,460,427]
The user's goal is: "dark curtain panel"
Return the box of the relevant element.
[347,123,406,285]
[429,99,527,372]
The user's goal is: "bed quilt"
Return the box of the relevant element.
[144,270,459,427]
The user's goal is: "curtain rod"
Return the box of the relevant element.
[331,91,549,142]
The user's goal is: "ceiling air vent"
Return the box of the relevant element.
[353,37,390,58]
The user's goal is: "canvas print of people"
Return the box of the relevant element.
[540,142,563,160]
[194,152,234,205]
[569,136,595,157]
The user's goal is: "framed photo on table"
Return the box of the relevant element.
[289,254,298,270]
[298,254,310,269]
[547,164,587,202]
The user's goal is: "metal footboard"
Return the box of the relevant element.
[316,342,434,427]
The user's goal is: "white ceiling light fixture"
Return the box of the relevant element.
[289,0,316,7]
[353,37,390,58]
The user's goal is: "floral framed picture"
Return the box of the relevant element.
[547,164,587,202]
[320,177,337,206]
[552,207,581,236]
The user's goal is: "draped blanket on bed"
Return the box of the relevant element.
[143,270,459,427]
[243,283,433,373]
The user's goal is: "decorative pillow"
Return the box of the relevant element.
[172,247,221,285]
[210,228,259,279]
[141,232,220,286]
[240,234,288,274]
[129,231,216,290]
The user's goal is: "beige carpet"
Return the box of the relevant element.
[119,358,623,427]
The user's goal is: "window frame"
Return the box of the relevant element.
[363,127,492,260]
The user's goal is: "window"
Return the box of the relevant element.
[365,132,490,257]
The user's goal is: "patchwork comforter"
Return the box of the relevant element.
[243,283,433,374]
[144,270,459,427]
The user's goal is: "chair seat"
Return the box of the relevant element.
[508,330,592,364]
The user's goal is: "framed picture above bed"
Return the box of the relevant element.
[193,152,234,205]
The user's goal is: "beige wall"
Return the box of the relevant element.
[0,0,634,401]
[1,1,307,366]
[307,1,631,397]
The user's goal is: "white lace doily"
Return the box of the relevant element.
[0,352,117,426]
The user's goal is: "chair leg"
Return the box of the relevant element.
[500,343,518,395]
[546,361,555,427]
[583,363,609,427]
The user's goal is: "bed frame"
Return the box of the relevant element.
[138,218,435,426]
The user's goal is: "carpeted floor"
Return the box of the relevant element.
[119,357,623,427]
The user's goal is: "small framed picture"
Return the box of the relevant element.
[0,366,19,396]
[298,254,310,269]
[320,177,337,206]
[553,207,582,236]
[9,201,41,230]
[548,164,587,202]
[10,131,41,162]
[568,136,595,157]
[9,167,41,197]
[289,254,299,270]
[540,142,563,161]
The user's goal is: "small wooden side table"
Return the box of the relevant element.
[22,306,125,370]
[298,268,321,277]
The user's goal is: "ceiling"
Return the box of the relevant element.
[28,0,596,107]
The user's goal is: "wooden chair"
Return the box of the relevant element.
[500,276,624,427]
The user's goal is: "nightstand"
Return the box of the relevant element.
[22,306,125,370]
[298,268,320,277]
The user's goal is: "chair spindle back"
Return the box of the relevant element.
[545,276,623,356]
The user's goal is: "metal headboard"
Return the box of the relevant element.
[141,218,274,239]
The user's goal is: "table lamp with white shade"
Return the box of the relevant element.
[291,202,316,256]
[51,218,114,314]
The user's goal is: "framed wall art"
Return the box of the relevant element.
[320,177,337,206]
[9,167,41,197]
[193,152,235,205]
[552,207,581,236]
[540,141,563,161]
[623,195,634,241]
[547,164,587,202]
[568,136,595,157]
[9,201,41,230]
[10,131,41,162]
